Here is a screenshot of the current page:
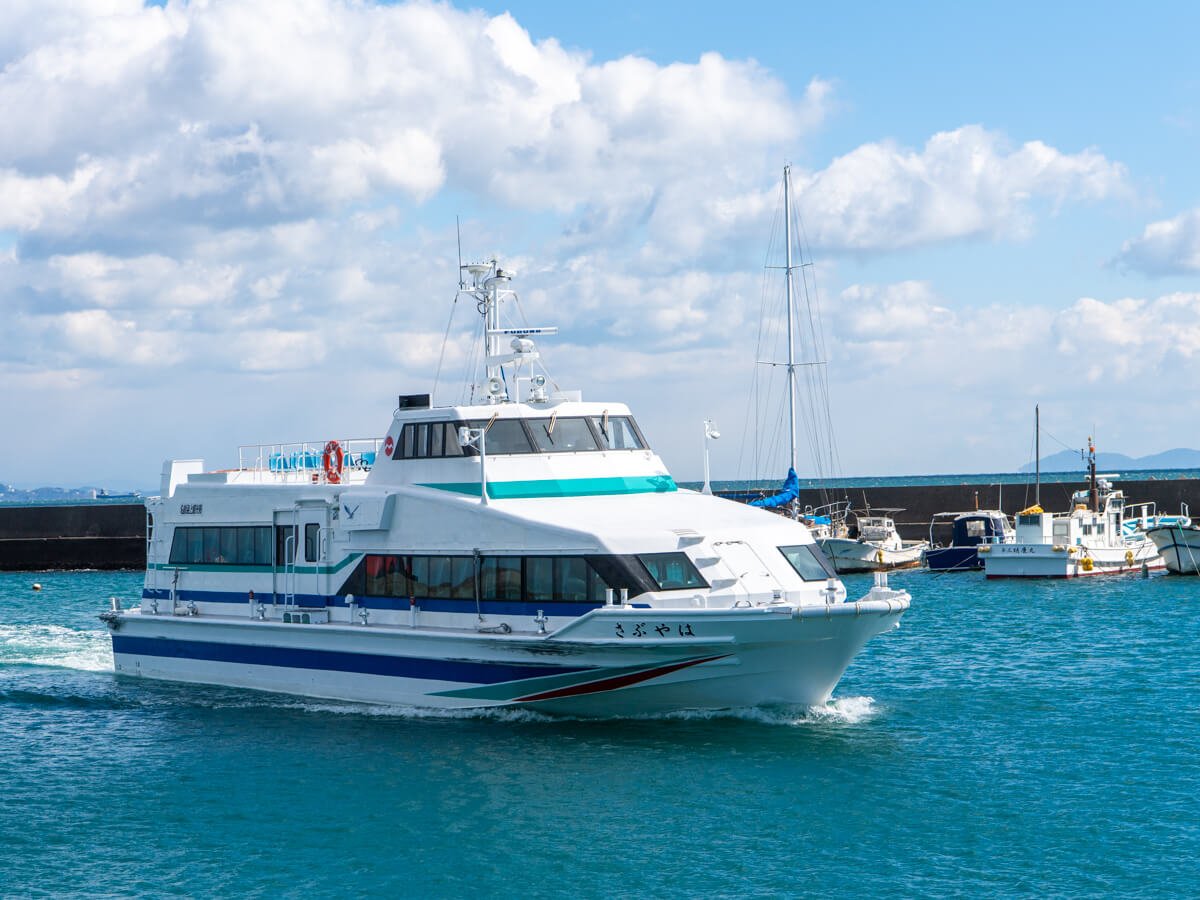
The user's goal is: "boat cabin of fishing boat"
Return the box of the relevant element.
[818,510,928,574]
[923,510,1014,572]
[100,260,910,717]
[982,441,1163,579]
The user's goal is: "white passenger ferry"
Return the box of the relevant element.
[100,261,910,716]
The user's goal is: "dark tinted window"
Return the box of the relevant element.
[529,417,600,452]
[638,553,706,590]
[481,556,522,600]
[168,526,274,566]
[778,544,836,581]
[471,419,533,454]
[304,523,320,561]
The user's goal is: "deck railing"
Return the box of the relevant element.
[237,438,385,481]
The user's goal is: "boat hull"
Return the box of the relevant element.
[1146,525,1200,575]
[922,546,981,572]
[107,595,908,716]
[982,542,1163,578]
[818,538,926,574]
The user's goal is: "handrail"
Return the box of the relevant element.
[237,438,385,481]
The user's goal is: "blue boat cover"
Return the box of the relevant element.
[750,467,799,509]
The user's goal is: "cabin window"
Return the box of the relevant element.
[276,525,296,566]
[528,417,600,453]
[168,525,274,566]
[442,423,466,457]
[778,544,836,582]
[637,553,706,590]
[481,556,523,601]
[467,419,534,455]
[427,556,474,599]
[304,523,320,561]
[345,553,635,603]
[590,415,645,450]
[964,520,989,538]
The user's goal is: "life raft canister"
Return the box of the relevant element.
[323,440,344,483]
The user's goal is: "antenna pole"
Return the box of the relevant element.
[784,166,798,487]
[1035,403,1040,506]
[456,217,465,289]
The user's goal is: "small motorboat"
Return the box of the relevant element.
[923,510,1014,572]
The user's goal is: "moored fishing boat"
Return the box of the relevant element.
[99,260,910,716]
[818,510,927,574]
[1144,512,1200,574]
[982,440,1165,578]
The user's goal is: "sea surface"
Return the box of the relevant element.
[2,568,1198,897]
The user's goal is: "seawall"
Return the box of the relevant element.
[724,477,1200,541]
[0,504,145,570]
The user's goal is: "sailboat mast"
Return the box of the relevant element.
[784,165,798,480]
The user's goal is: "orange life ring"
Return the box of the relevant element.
[323,440,344,483]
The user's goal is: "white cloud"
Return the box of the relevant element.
[794,125,1128,251]
[1114,209,1200,275]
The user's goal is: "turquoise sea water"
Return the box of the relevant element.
[2,569,1198,897]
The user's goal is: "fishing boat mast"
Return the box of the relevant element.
[1035,404,1040,507]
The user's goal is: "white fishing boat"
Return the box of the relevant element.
[99,260,909,716]
[1144,508,1200,574]
[982,440,1165,578]
[819,510,927,574]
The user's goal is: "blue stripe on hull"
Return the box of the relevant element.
[111,635,593,685]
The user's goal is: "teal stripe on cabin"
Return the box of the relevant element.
[149,553,363,576]
[418,475,678,499]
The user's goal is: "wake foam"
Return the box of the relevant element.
[198,695,880,727]
[0,624,114,673]
[654,695,879,727]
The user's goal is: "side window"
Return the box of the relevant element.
[591,415,645,450]
[526,556,554,603]
[276,525,296,566]
[304,523,320,561]
[637,552,706,590]
[778,544,836,581]
[443,423,466,457]
[481,556,522,600]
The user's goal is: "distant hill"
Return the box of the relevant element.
[0,482,143,504]
[1020,448,1200,473]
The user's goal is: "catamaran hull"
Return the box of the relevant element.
[107,597,908,716]
[1146,525,1200,575]
[818,538,926,574]
[982,542,1163,578]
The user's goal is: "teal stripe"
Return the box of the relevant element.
[419,475,678,499]
[149,554,362,576]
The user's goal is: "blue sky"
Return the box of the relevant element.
[2,0,1198,488]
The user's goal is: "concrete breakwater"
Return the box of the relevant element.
[721,476,1200,541]
[1,475,1198,570]
[0,504,145,570]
